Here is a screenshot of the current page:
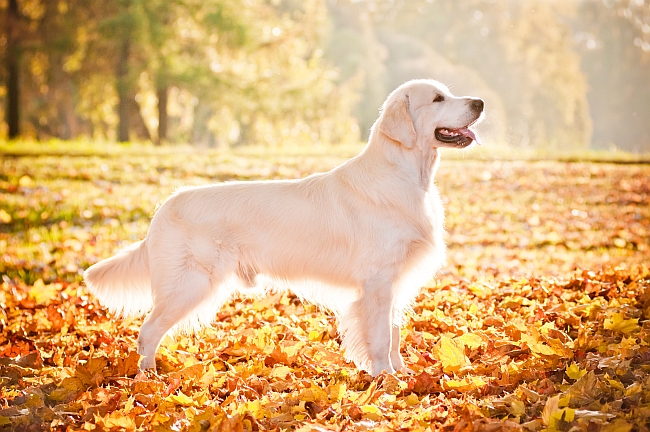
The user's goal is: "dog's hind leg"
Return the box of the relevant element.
[137,267,218,371]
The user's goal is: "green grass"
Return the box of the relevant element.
[2,139,649,163]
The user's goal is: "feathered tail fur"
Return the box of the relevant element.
[83,240,152,317]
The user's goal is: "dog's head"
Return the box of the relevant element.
[378,79,484,150]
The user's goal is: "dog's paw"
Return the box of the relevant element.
[390,353,406,372]
[369,362,396,377]
[139,355,157,371]
[398,365,416,375]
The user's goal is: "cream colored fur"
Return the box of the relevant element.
[84,79,484,376]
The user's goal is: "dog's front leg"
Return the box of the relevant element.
[390,325,405,371]
[340,275,395,376]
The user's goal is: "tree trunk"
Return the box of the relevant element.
[129,97,152,141]
[116,39,130,142]
[6,0,20,139]
[156,86,168,145]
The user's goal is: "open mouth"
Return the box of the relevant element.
[435,127,481,146]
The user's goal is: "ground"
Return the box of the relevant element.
[0,142,649,431]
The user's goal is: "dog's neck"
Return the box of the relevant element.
[339,127,439,201]
[352,128,440,193]
[419,147,440,189]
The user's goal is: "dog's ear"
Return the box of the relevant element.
[379,100,416,148]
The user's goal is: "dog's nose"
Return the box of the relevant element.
[471,99,484,113]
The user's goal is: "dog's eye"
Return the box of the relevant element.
[433,95,445,103]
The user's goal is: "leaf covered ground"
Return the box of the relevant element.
[1,145,649,431]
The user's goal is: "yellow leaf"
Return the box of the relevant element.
[96,411,136,429]
[0,416,11,426]
[433,308,449,323]
[49,377,85,401]
[270,365,292,379]
[602,419,633,432]
[308,330,323,341]
[608,379,625,391]
[253,329,270,350]
[625,382,642,397]
[360,404,383,421]
[509,399,526,417]
[620,336,638,349]
[240,400,265,419]
[433,334,469,373]
[562,407,576,422]
[167,391,195,406]
[529,342,558,356]
[469,283,492,298]
[543,395,575,429]
[30,279,62,305]
[199,363,216,387]
[604,313,639,334]
[360,404,380,414]
[405,393,419,405]
[124,396,134,413]
[559,394,571,408]
[328,382,346,402]
[443,376,487,392]
[299,384,328,403]
[540,322,556,335]
[542,395,560,426]
[456,333,483,349]
[566,363,587,380]
[520,332,537,346]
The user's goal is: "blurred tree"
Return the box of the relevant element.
[5,0,19,138]
[0,0,358,145]
[574,0,650,151]
[1,0,114,139]
[227,0,359,146]
[136,0,249,144]
[159,0,359,147]
[354,0,592,149]
[615,0,650,52]
[325,0,388,139]
[324,0,650,151]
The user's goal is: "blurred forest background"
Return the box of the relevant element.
[1,0,649,152]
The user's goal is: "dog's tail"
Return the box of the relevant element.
[84,239,152,317]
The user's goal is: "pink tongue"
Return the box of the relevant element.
[458,128,481,145]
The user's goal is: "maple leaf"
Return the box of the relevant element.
[565,363,587,380]
[443,376,487,392]
[433,334,470,374]
[566,371,603,406]
[167,390,196,407]
[603,313,639,334]
[455,332,483,350]
[542,394,575,430]
[94,411,136,429]
[360,404,383,421]
[602,420,634,432]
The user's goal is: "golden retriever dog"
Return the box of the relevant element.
[84,79,484,376]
